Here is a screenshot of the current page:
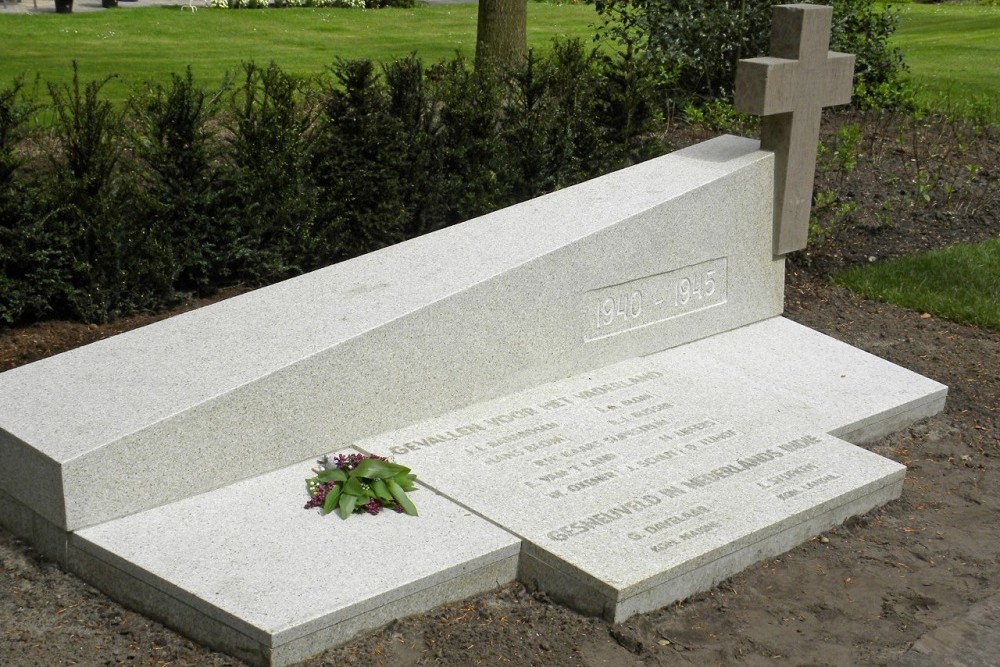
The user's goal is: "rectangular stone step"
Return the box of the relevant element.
[354,316,944,622]
[70,449,520,667]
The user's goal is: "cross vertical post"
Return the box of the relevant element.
[734,4,855,256]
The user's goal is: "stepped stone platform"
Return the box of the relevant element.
[3,316,943,666]
[0,132,945,665]
[17,316,945,666]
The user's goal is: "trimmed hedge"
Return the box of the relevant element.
[0,45,665,326]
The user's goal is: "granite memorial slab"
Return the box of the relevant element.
[57,313,944,666]
[0,134,781,539]
[353,317,942,622]
[71,448,520,667]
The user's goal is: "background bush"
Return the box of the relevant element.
[596,0,910,107]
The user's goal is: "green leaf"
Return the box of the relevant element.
[351,459,410,480]
[371,479,393,502]
[322,485,342,514]
[392,472,417,492]
[316,468,347,483]
[338,493,358,520]
[386,479,418,516]
[344,476,371,497]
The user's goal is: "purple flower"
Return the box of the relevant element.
[363,498,382,515]
[304,482,337,510]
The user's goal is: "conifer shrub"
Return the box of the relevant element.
[44,66,176,323]
[312,58,426,262]
[215,62,319,284]
[0,77,48,325]
[423,56,513,226]
[131,68,224,295]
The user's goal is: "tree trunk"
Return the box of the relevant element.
[475,0,527,70]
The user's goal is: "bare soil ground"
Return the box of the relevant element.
[1,110,998,667]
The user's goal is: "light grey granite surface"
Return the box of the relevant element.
[0,135,781,531]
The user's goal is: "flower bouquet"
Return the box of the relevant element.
[305,453,418,519]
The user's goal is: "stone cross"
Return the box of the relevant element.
[735,4,855,256]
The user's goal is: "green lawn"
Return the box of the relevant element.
[834,239,1000,332]
[837,4,1000,329]
[891,3,1000,114]
[4,2,999,110]
[0,3,598,100]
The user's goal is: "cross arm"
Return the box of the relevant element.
[734,57,800,116]
[735,51,855,116]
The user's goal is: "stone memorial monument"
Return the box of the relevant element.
[0,5,946,666]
